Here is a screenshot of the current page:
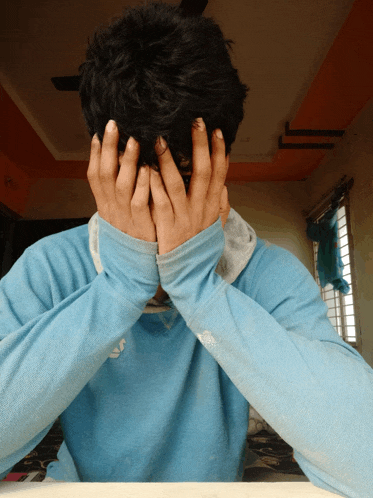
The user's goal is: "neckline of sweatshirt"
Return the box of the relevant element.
[88,208,258,313]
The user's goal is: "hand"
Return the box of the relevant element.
[149,118,230,255]
[87,120,156,242]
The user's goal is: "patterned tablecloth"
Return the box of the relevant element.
[2,418,308,483]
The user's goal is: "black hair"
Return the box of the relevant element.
[78,0,249,187]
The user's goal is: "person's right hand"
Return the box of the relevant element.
[87,119,156,242]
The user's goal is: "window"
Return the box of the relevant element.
[312,197,359,348]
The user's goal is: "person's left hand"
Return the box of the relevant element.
[149,118,230,256]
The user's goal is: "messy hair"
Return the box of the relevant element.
[78,0,249,188]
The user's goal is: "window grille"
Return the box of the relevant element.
[312,197,359,348]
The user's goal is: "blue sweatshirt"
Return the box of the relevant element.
[0,208,372,497]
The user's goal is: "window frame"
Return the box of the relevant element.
[311,191,362,351]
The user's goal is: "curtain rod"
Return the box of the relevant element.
[302,175,354,221]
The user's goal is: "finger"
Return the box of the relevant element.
[188,118,211,208]
[219,185,230,229]
[155,137,188,215]
[116,137,140,203]
[220,185,229,211]
[87,134,102,198]
[130,165,152,214]
[149,195,156,225]
[99,120,119,201]
[149,167,173,217]
[208,129,228,202]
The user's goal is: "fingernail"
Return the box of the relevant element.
[127,136,137,150]
[215,129,223,139]
[196,117,205,131]
[158,136,166,147]
[106,120,116,132]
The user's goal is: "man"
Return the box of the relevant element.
[0,2,372,496]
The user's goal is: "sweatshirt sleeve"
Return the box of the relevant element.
[0,215,159,476]
[156,217,373,498]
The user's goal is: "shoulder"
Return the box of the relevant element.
[243,237,320,304]
[0,223,95,329]
[23,223,96,294]
[28,223,89,258]
[250,237,310,275]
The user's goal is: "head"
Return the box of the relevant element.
[78,0,249,191]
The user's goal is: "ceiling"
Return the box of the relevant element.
[0,0,372,182]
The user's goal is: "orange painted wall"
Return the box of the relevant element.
[0,85,51,215]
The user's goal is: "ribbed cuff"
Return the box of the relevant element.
[98,214,158,255]
[156,218,225,315]
[97,215,160,308]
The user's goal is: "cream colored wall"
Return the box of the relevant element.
[226,181,313,273]
[24,178,97,220]
[24,175,313,272]
[302,99,373,367]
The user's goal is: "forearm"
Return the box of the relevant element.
[0,275,144,463]
[0,214,159,471]
[157,220,373,498]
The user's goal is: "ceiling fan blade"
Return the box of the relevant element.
[51,0,208,90]
[51,76,80,91]
[179,0,208,15]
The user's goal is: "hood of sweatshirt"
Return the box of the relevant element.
[88,207,257,313]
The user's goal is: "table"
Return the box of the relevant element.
[0,482,340,497]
